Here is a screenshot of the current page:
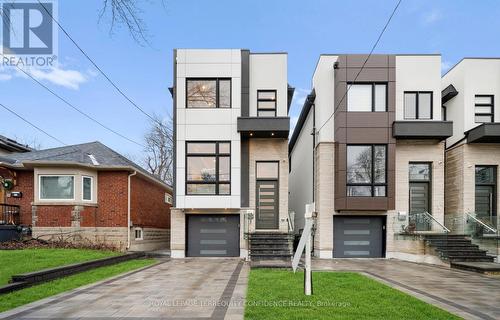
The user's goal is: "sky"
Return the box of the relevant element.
[1,0,500,162]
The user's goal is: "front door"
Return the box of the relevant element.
[475,186,495,225]
[256,180,279,229]
[409,182,430,231]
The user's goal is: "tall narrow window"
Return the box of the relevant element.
[186,79,231,108]
[186,142,231,195]
[404,92,432,120]
[474,95,494,123]
[346,145,387,197]
[82,176,93,201]
[257,90,277,116]
[475,166,497,227]
[347,83,387,112]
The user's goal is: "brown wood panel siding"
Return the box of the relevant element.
[334,54,396,211]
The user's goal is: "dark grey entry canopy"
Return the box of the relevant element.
[187,215,240,257]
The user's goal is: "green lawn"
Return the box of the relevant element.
[0,258,156,312]
[0,248,119,285]
[245,270,461,320]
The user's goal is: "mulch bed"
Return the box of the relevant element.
[0,238,118,251]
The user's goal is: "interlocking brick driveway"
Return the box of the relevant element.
[2,258,499,320]
[0,258,248,320]
[314,259,500,320]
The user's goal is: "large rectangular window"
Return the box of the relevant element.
[39,175,75,200]
[186,142,231,195]
[404,92,432,119]
[347,83,387,112]
[347,145,387,197]
[186,79,231,108]
[475,166,497,226]
[474,95,494,123]
[257,90,277,117]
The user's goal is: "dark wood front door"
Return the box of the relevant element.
[256,180,279,229]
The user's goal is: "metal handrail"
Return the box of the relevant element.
[413,211,450,233]
[287,211,295,233]
[466,212,497,234]
[0,203,20,225]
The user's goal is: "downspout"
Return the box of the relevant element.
[127,171,137,250]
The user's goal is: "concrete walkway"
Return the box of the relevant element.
[314,259,500,320]
[0,258,249,320]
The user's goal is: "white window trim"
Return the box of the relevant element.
[82,176,94,202]
[39,174,76,201]
[134,227,143,240]
[165,193,172,204]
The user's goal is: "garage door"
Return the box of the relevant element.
[187,215,240,257]
[333,216,385,258]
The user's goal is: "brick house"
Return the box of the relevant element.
[0,141,172,251]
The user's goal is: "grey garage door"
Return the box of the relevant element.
[333,216,385,258]
[187,215,240,257]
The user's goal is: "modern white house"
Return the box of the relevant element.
[442,58,500,259]
[289,54,456,262]
[170,49,294,259]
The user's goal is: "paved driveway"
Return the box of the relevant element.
[314,259,500,320]
[0,258,248,320]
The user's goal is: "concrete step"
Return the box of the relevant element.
[448,256,495,262]
[427,240,473,246]
[451,261,500,274]
[424,234,470,239]
[250,249,292,255]
[434,246,480,251]
[250,244,291,250]
[439,250,489,257]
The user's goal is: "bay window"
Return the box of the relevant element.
[347,145,387,197]
[186,142,231,195]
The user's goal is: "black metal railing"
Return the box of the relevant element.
[0,203,20,225]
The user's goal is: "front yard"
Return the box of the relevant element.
[245,269,461,320]
[0,248,120,285]
[0,248,155,313]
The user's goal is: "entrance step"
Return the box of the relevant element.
[248,232,293,262]
[451,261,500,275]
[424,234,496,264]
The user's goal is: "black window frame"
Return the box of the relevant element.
[346,82,388,112]
[474,95,494,123]
[185,78,232,109]
[404,91,433,120]
[185,141,231,195]
[475,165,497,216]
[257,90,277,117]
[346,144,388,197]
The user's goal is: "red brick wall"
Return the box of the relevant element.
[4,170,33,225]
[2,168,169,229]
[130,175,171,229]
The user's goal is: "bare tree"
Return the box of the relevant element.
[143,114,173,185]
[99,0,157,46]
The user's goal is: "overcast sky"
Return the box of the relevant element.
[1,0,500,160]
